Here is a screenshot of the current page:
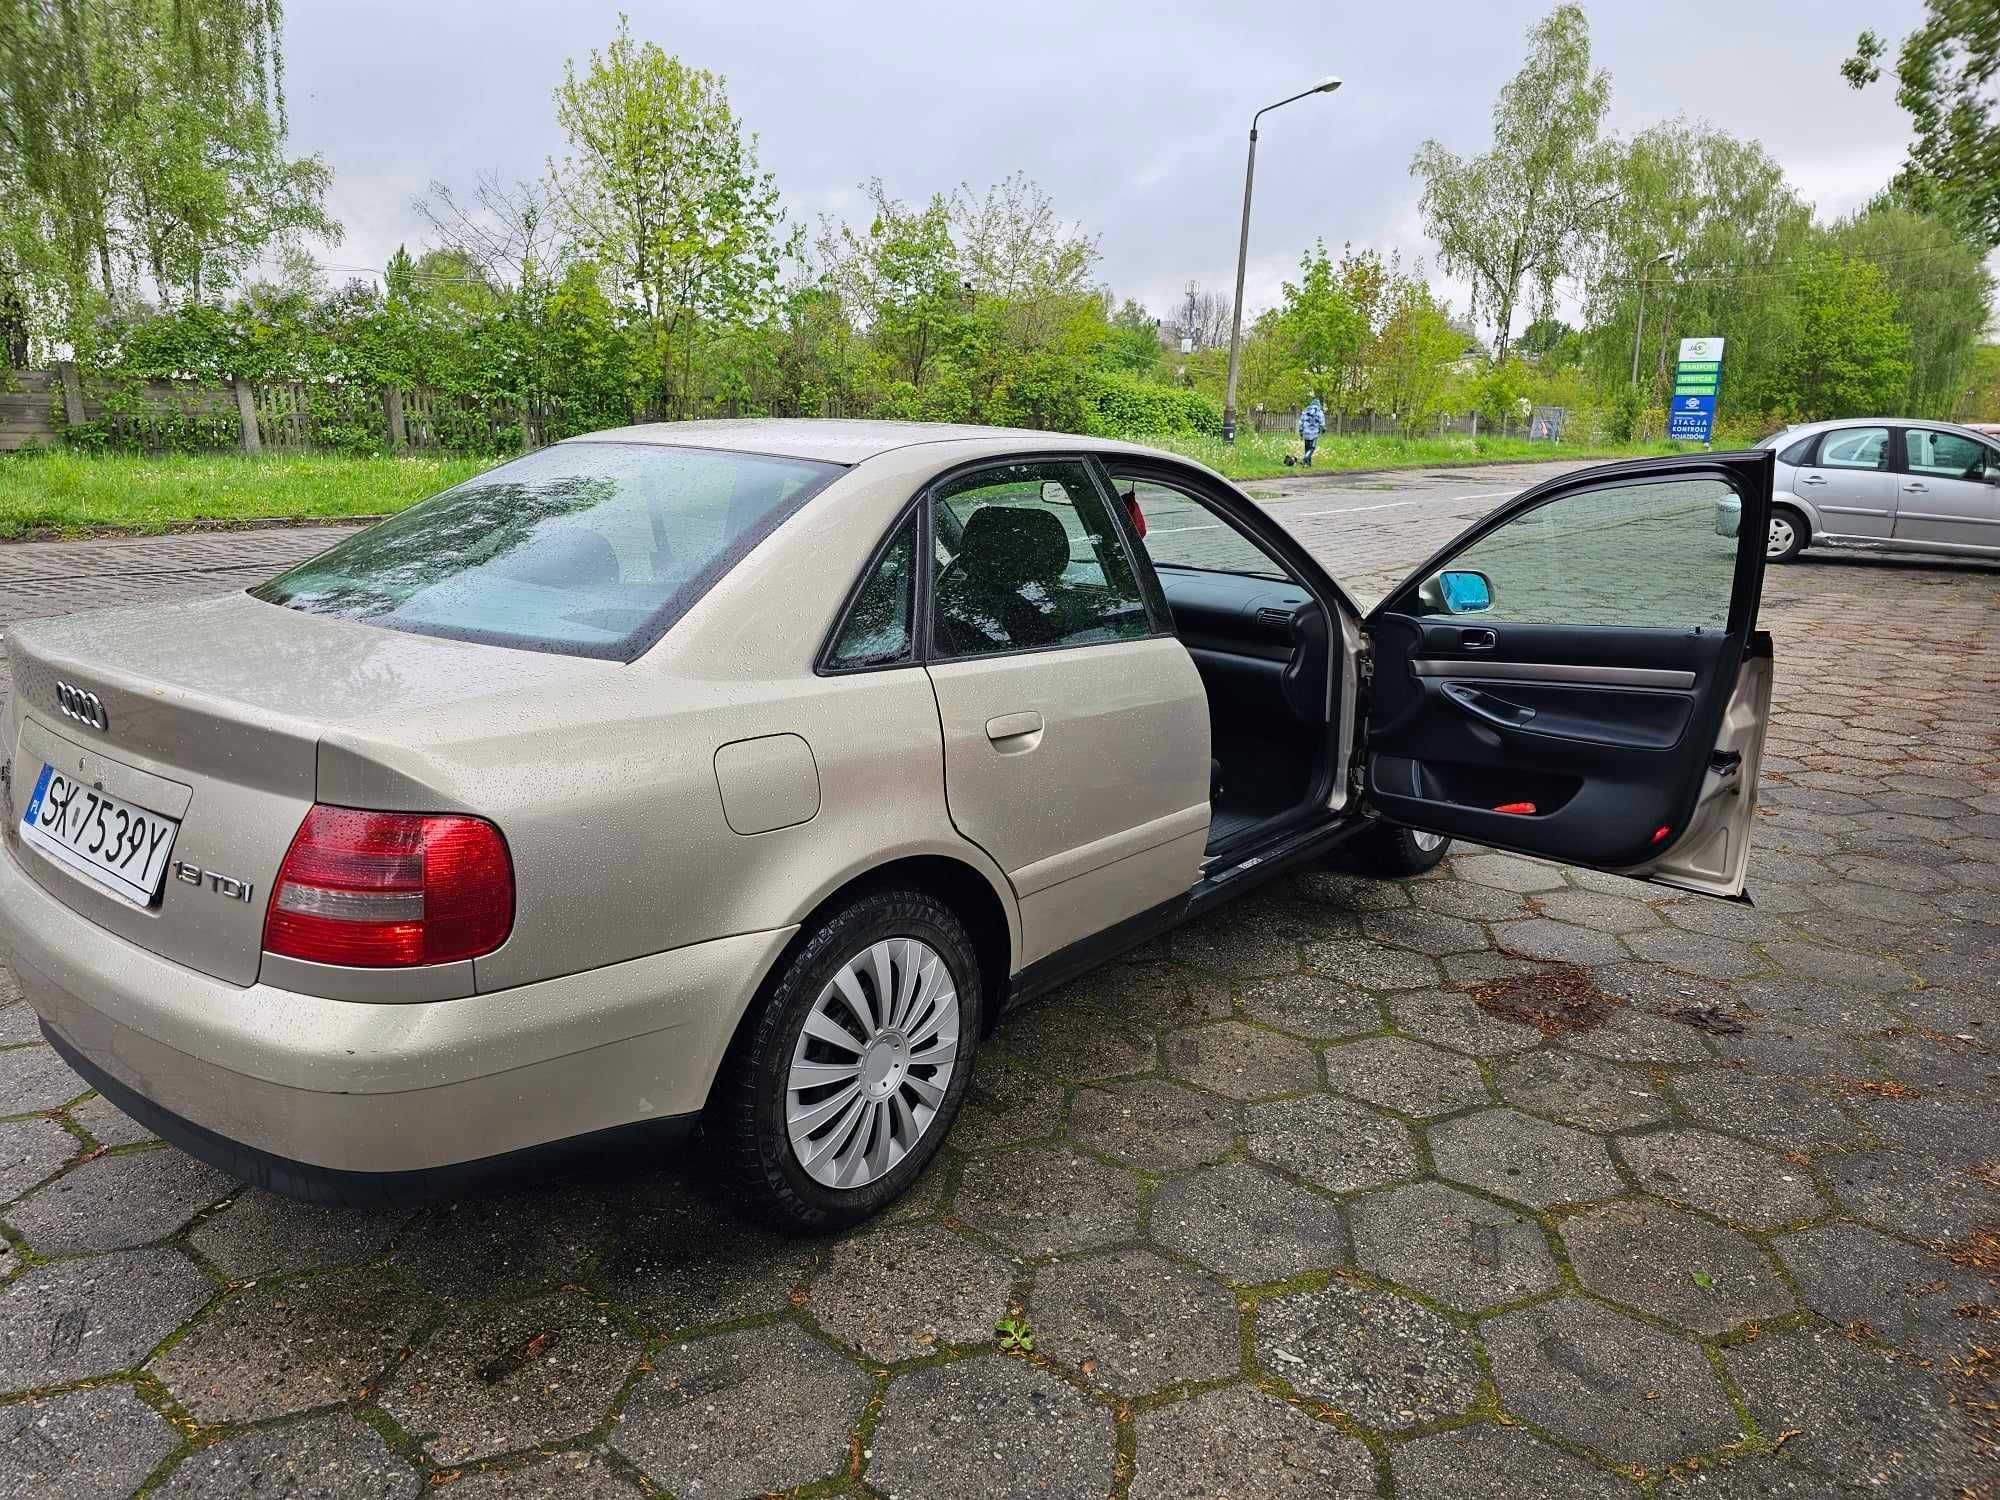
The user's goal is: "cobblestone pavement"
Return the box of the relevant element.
[2,464,1998,1498]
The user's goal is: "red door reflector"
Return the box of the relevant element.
[1493,802,1537,815]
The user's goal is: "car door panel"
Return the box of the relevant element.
[1894,427,2000,553]
[1363,453,1773,898]
[1797,426,1896,539]
[928,639,1209,964]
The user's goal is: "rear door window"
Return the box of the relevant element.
[1816,427,1889,470]
[252,443,841,660]
[1903,428,1993,479]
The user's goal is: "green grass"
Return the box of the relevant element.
[1133,428,1684,481]
[0,449,497,538]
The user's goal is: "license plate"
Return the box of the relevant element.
[19,764,180,906]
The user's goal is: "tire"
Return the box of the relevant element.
[721,888,980,1232]
[1766,507,1808,563]
[1343,820,1451,878]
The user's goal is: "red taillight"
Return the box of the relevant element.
[264,806,513,968]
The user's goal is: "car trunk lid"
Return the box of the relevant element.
[5,591,589,986]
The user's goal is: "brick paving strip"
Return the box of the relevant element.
[0,469,1996,1497]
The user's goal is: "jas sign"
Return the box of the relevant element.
[1668,337,1725,442]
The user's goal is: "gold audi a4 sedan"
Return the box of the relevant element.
[0,422,1776,1229]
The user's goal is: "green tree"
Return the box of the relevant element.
[816,181,966,389]
[549,15,788,412]
[1279,239,1366,401]
[1102,297,1161,374]
[1765,251,1913,420]
[1411,3,1614,361]
[1828,201,1993,416]
[1367,273,1463,433]
[1845,4,2000,244]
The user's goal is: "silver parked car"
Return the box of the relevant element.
[1,423,1776,1228]
[1715,417,2000,562]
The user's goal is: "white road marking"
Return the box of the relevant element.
[1294,488,1518,518]
[1146,523,1224,534]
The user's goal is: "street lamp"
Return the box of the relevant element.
[1222,75,1342,443]
[1629,251,1674,387]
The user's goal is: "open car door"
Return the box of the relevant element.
[1360,451,1774,899]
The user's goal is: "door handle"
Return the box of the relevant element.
[1799,474,1827,485]
[1458,628,1497,651]
[1902,481,1927,493]
[985,711,1043,744]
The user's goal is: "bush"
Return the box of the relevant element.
[1083,373,1222,438]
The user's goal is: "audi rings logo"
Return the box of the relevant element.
[55,681,109,732]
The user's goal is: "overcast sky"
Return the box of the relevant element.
[282,0,1925,329]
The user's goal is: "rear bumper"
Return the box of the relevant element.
[0,835,794,1187]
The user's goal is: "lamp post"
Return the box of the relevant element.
[1629,251,1674,387]
[1222,75,1342,443]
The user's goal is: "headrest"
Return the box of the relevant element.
[958,505,1071,590]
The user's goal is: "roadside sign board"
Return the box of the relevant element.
[1668,337,1725,441]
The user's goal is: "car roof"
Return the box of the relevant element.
[562,418,1163,466]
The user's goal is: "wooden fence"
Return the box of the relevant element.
[0,364,566,455]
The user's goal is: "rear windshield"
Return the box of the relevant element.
[252,442,842,660]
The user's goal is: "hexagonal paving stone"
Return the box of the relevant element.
[1238,974,1383,1039]
[1028,1248,1239,1395]
[1169,905,1308,978]
[1429,1109,1624,1208]
[1257,1282,1481,1430]
[1493,1049,1669,1131]
[1773,1222,1992,1359]
[1390,991,1541,1056]
[430,1452,638,1498]
[188,1189,411,1278]
[953,1050,1065,1149]
[1412,877,1533,920]
[155,1412,420,1499]
[1621,927,1769,980]
[1493,918,1626,966]
[1671,1072,1865,1152]
[956,1145,1140,1256]
[1322,1036,1488,1117]
[1247,1094,1418,1193]
[0,1384,180,1500]
[1150,1163,1349,1283]
[1559,1010,1716,1065]
[1390,1423,1636,1499]
[1865,1026,2000,1095]
[1763,942,1911,993]
[1710,1019,1877,1081]
[998,1001,1157,1081]
[152,1267,428,1423]
[1056,962,1231,1029]
[867,1356,1115,1500]
[1534,889,1662,933]
[1616,1129,1827,1229]
[1068,1078,1238,1172]
[1723,1328,1982,1492]
[1657,896,1797,942]
[1483,1298,1739,1469]
[1163,1020,1318,1100]
[64,1093,156,1148]
[4,1146,232,1255]
[595,1195,818,1335]
[1360,907,1490,955]
[1303,938,1442,991]
[1457,854,1567,893]
[1130,1385,1376,1499]
[1562,1201,1792,1334]
[1822,1148,1999,1241]
[0,1045,86,1114]
[1845,1086,2000,1169]
[1294,869,1413,913]
[1350,1181,1558,1311]
[0,1247,211,1389]
[388,1184,610,1303]
[613,1322,870,1497]
[808,1222,1014,1362]
[380,1290,640,1465]
[0,1118,75,1203]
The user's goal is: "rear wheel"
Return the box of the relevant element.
[721,889,979,1232]
[1343,820,1451,878]
[1766,507,1807,563]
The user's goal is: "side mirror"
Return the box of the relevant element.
[1040,481,1074,506]
[1417,569,1494,614]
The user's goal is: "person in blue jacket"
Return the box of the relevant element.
[1297,396,1327,466]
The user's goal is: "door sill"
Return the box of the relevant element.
[1192,812,1361,909]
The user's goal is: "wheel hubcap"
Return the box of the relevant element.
[786,937,960,1189]
[1412,830,1445,853]
[1767,517,1795,557]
